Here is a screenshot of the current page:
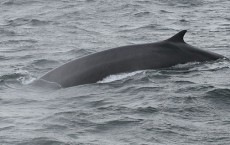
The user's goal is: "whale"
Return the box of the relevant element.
[38,30,226,88]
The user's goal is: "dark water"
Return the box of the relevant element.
[0,0,230,144]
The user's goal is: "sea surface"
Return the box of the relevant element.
[0,0,230,144]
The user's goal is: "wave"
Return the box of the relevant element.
[0,73,24,82]
[17,137,67,145]
[0,28,17,36]
[0,70,36,87]
[66,49,95,57]
[2,0,39,6]
[205,88,230,100]
[98,71,143,83]
[31,59,60,67]
[0,55,11,61]
[6,18,51,27]
[156,0,204,7]
[118,23,159,32]
[134,11,151,17]
[203,88,230,110]
[135,106,158,114]
[0,39,37,45]
[92,117,142,132]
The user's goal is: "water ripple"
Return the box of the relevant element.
[205,88,230,101]
[17,137,68,145]
[6,18,51,27]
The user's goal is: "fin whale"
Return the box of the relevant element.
[39,30,226,88]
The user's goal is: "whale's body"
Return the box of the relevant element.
[39,30,225,88]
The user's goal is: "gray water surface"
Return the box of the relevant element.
[0,0,230,144]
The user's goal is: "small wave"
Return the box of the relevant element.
[19,54,34,60]
[135,106,158,114]
[2,0,39,6]
[117,23,159,33]
[43,112,96,129]
[0,39,37,45]
[157,0,203,7]
[0,69,38,88]
[13,69,36,85]
[204,88,230,108]
[86,0,95,2]
[159,10,173,13]
[0,126,14,131]
[0,73,24,82]
[173,80,195,84]
[0,71,32,89]
[185,59,230,72]
[0,55,11,61]
[1,97,37,105]
[97,105,132,113]
[134,11,150,17]
[42,124,68,131]
[18,76,36,85]
[136,0,152,4]
[30,79,62,90]
[120,3,143,9]
[66,49,94,57]
[172,62,202,69]
[182,106,208,114]
[176,85,214,93]
[131,86,161,94]
[17,137,67,145]
[6,18,30,27]
[85,99,111,108]
[206,88,230,99]
[30,19,51,26]
[158,60,228,75]
[179,19,189,23]
[0,28,17,36]
[93,117,142,132]
[6,18,51,27]
[98,71,143,83]
[145,70,171,79]
[31,59,60,67]
[138,23,158,30]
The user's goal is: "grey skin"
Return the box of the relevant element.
[39,30,226,88]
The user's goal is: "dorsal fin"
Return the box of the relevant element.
[166,30,187,43]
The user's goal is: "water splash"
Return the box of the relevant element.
[98,70,143,83]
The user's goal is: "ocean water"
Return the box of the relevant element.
[0,0,230,144]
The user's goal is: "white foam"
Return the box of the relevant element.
[14,70,37,85]
[18,75,37,85]
[98,71,143,83]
